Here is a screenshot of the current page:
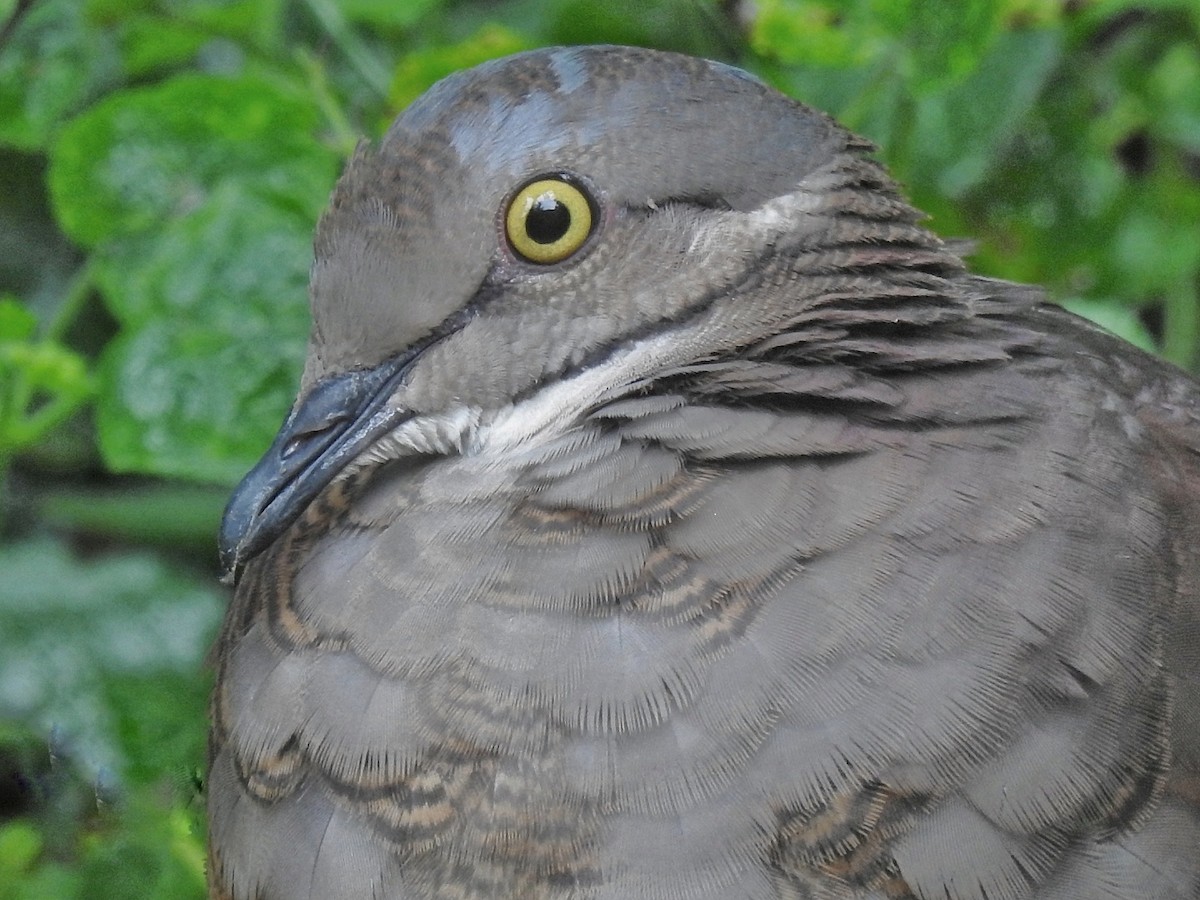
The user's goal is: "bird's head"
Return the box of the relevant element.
[219,45,942,578]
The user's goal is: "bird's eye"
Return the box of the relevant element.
[504,176,595,264]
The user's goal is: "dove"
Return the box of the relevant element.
[208,45,1200,900]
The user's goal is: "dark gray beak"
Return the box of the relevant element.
[218,358,415,581]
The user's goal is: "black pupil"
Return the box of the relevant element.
[526,195,571,244]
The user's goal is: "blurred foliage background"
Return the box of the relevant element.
[0,0,1198,895]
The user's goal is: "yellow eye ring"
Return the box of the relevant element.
[504,177,595,264]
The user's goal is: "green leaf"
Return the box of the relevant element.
[49,72,335,247]
[0,297,94,455]
[754,0,1004,88]
[537,0,733,54]
[871,0,1004,91]
[302,0,393,98]
[752,0,879,68]
[74,795,206,899]
[1146,41,1200,147]
[0,822,42,877]
[115,14,213,77]
[47,71,337,480]
[89,0,282,55]
[0,538,222,784]
[88,186,312,481]
[0,0,122,150]
[904,26,1063,196]
[92,185,314,329]
[0,862,78,900]
[339,0,440,30]
[0,297,36,341]
[97,318,304,483]
[1112,198,1200,294]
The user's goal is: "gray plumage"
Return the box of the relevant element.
[208,46,1200,900]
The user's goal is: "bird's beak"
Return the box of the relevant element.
[218,355,416,581]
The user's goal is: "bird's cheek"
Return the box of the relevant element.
[397,324,536,412]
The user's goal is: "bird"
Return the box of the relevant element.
[207,45,1200,900]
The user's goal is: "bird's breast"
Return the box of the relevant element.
[212,372,1183,897]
